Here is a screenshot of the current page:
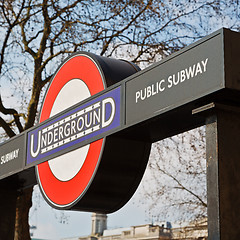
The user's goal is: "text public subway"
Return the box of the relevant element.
[135,58,208,103]
[30,97,115,158]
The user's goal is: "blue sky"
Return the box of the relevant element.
[29,177,149,240]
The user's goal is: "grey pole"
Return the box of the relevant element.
[206,104,240,240]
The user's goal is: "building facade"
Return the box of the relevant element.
[62,215,207,240]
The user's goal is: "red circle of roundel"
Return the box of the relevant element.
[36,54,105,208]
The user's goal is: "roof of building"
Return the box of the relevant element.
[32,238,50,240]
[103,227,131,236]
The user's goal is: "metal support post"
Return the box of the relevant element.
[0,181,17,240]
[206,105,240,240]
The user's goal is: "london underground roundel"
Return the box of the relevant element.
[36,52,151,212]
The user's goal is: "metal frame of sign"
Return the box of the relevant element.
[1,27,240,239]
[1,28,240,184]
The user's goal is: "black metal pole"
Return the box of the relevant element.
[206,105,240,239]
[0,181,17,240]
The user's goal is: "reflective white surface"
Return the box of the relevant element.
[48,79,91,181]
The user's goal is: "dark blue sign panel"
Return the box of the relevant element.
[27,86,121,165]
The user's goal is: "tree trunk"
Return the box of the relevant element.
[14,187,33,240]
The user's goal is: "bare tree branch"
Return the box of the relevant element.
[0,116,16,137]
[0,0,239,238]
[0,95,24,133]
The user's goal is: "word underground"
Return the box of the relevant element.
[30,97,115,159]
[135,58,209,103]
[1,149,20,165]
